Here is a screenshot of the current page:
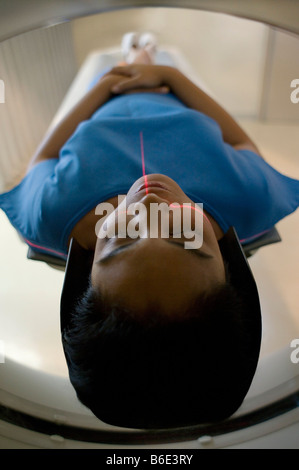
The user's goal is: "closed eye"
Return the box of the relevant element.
[98,237,213,263]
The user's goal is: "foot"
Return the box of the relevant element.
[121,32,140,64]
[138,32,157,63]
[121,32,158,65]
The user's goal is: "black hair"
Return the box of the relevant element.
[62,272,257,429]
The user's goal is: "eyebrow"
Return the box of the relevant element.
[98,239,214,264]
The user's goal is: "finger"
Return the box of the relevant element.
[111,76,143,94]
[109,66,135,77]
[118,86,170,95]
[150,86,169,94]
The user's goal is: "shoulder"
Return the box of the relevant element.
[26,156,59,172]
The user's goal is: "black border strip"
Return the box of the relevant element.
[0,391,299,445]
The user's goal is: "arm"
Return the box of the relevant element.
[27,74,128,170]
[110,64,261,154]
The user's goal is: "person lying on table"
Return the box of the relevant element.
[1,34,298,428]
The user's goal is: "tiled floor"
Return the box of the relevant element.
[0,8,298,387]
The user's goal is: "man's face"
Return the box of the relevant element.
[91,174,225,315]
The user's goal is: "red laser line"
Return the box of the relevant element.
[140,131,148,194]
[25,238,66,258]
[170,203,210,223]
[239,228,271,244]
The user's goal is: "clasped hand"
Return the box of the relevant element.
[102,64,172,95]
